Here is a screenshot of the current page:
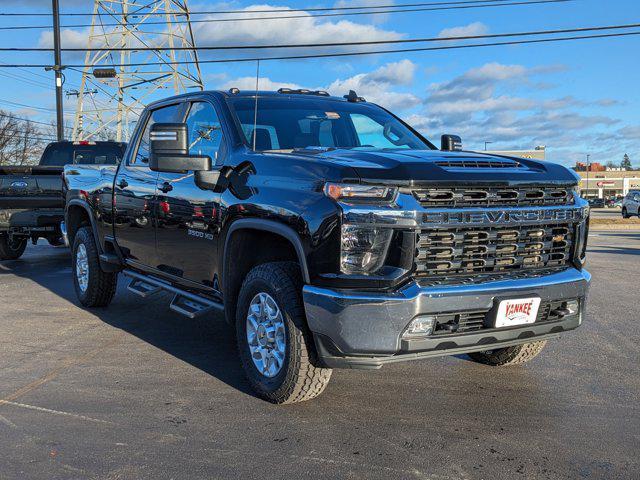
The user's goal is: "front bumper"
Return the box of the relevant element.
[303,268,590,369]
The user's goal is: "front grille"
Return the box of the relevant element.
[435,159,522,169]
[416,224,574,277]
[432,300,573,335]
[413,186,573,208]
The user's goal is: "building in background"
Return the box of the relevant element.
[484,145,546,160]
[576,170,640,199]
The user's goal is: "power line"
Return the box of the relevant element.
[0,0,572,31]
[0,112,73,130]
[0,29,637,69]
[0,22,637,52]
[0,0,525,16]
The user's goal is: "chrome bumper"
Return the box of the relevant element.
[303,268,590,369]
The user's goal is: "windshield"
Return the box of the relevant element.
[227,97,431,151]
[39,144,126,166]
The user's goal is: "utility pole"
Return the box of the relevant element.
[52,0,64,141]
[586,154,591,198]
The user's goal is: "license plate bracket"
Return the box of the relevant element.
[493,297,541,328]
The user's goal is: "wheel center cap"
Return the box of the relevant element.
[257,324,268,347]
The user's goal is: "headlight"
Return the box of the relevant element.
[324,183,397,204]
[340,225,393,275]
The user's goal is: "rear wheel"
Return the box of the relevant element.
[72,226,117,307]
[622,207,630,219]
[467,340,547,366]
[236,261,332,404]
[0,234,27,260]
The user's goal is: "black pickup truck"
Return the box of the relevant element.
[63,89,590,403]
[0,141,125,260]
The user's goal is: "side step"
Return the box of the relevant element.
[127,278,162,298]
[169,294,221,319]
[123,269,223,319]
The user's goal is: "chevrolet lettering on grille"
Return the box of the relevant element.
[423,208,585,227]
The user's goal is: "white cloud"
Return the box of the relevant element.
[401,62,633,165]
[326,60,421,110]
[220,76,302,91]
[218,59,421,111]
[192,4,403,57]
[38,28,93,50]
[438,22,489,39]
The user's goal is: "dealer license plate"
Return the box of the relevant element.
[494,297,541,328]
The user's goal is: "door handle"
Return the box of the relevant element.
[159,182,173,194]
[117,179,128,189]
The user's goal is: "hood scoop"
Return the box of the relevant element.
[435,158,523,169]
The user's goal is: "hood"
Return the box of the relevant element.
[302,148,578,186]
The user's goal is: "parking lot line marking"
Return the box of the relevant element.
[0,332,124,404]
[0,400,113,425]
[0,413,18,429]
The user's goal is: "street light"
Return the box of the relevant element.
[484,141,493,151]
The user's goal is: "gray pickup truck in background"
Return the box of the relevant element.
[0,140,125,260]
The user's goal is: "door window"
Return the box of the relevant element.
[132,104,183,165]
[185,102,224,165]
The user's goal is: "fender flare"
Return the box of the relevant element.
[65,199,103,253]
[222,218,310,284]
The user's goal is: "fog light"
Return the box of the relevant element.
[566,300,580,315]
[403,315,436,338]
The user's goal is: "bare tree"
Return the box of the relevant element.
[0,111,50,166]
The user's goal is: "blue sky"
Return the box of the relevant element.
[0,0,638,166]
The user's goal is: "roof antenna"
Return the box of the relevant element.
[252,59,260,151]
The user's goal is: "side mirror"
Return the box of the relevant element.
[149,123,211,173]
[441,134,462,152]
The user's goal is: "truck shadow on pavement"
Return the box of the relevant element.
[2,244,257,399]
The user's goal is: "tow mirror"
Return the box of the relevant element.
[149,123,211,173]
[441,134,462,152]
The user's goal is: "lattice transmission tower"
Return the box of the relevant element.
[72,0,203,142]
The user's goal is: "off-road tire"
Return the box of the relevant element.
[622,207,630,219]
[0,234,27,260]
[467,340,547,366]
[72,226,117,307]
[236,261,332,404]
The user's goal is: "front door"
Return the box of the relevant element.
[154,101,225,289]
[113,103,184,268]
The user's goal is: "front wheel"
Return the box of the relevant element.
[72,226,117,307]
[622,207,630,219]
[467,341,547,366]
[236,262,332,404]
[0,234,27,260]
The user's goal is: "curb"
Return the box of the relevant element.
[589,225,640,231]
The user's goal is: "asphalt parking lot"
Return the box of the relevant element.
[1,233,639,480]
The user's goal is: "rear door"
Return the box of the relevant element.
[113,103,185,268]
[154,100,225,289]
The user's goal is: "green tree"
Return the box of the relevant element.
[621,153,632,170]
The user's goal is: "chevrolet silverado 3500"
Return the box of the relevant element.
[63,89,590,403]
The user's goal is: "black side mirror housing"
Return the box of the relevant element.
[441,134,462,152]
[149,123,212,173]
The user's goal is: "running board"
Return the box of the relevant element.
[123,269,224,318]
